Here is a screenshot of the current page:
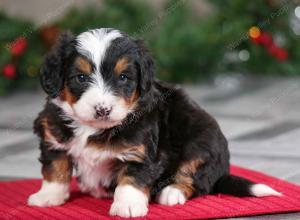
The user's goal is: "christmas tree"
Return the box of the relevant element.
[202,0,300,75]
[1,0,300,95]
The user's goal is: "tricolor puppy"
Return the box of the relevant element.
[28,28,281,217]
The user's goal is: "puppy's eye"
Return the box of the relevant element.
[77,74,87,83]
[119,73,128,82]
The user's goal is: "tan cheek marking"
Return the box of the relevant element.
[42,154,73,183]
[173,158,205,198]
[60,57,91,104]
[114,57,129,76]
[60,86,77,105]
[124,89,140,108]
[75,56,92,74]
[115,58,139,109]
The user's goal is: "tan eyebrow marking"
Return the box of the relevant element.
[124,88,139,108]
[75,56,92,74]
[114,57,129,76]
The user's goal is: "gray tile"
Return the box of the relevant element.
[217,117,272,140]
[0,130,34,148]
[0,176,29,181]
[229,128,300,159]
[0,128,33,146]
[203,75,269,103]
[231,154,300,185]
[0,91,44,129]
[0,148,41,179]
[225,212,300,220]
[234,121,300,141]
[193,79,300,124]
[0,138,38,159]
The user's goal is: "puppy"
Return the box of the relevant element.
[28,28,281,218]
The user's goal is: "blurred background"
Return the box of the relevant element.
[0,0,300,205]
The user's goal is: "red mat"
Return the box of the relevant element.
[1,165,300,220]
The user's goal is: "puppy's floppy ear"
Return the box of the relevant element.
[40,32,74,98]
[135,39,155,97]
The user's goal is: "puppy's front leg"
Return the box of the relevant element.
[110,169,151,218]
[28,146,72,207]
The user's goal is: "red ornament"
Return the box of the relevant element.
[251,36,261,44]
[10,37,28,57]
[251,32,273,46]
[249,29,288,62]
[276,48,288,61]
[259,33,273,46]
[2,63,17,79]
[267,44,279,56]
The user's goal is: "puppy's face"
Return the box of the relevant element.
[41,29,154,128]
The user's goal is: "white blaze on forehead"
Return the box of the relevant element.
[75,29,122,100]
[75,28,122,70]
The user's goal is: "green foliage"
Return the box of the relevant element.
[58,0,153,36]
[150,0,223,82]
[58,0,300,82]
[208,0,300,75]
[1,0,300,95]
[0,12,44,95]
[57,0,224,82]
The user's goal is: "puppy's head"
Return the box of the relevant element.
[41,28,154,128]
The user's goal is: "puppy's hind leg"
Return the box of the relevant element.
[157,158,204,206]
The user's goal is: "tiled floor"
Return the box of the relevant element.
[0,75,299,219]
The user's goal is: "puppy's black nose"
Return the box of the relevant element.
[95,106,112,118]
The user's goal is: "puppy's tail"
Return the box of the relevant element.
[214,175,281,197]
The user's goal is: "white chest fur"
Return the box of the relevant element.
[51,124,118,197]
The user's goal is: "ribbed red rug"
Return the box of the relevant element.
[0,165,300,220]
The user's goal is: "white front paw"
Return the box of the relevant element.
[27,181,70,207]
[110,200,148,218]
[157,185,186,206]
[28,191,69,207]
[109,184,148,218]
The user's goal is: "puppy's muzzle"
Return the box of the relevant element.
[94,105,112,119]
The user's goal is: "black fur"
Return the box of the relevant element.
[134,39,155,98]
[34,103,74,168]
[214,175,256,197]
[40,32,74,98]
